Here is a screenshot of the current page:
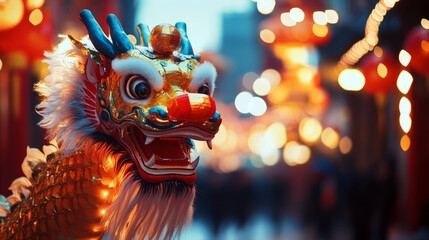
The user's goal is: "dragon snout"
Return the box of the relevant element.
[167,93,216,122]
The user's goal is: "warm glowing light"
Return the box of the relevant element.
[257,0,276,15]
[321,128,340,149]
[399,114,412,133]
[399,97,411,116]
[0,0,24,31]
[284,47,309,64]
[212,125,227,146]
[127,34,137,45]
[101,209,106,215]
[242,72,259,90]
[397,70,413,94]
[283,142,311,166]
[398,50,411,67]
[102,191,109,198]
[421,40,429,52]
[260,148,280,166]
[400,134,410,151]
[338,69,365,91]
[339,136,352,154]
[312,24,328,37]
[377,63,388,78]
[313,11,327,25]
[235,91,253,114]
[422,18,429,29]
[297,68,314,84]
[280,12,296,27]
[374,46,383,58]
[290,7,305,22]
[0,59,2,71]
[248,130,264,154]
[249,97,268,116]
[266,122,287,148]
[261,69,281,86]
[253,78,271,96]
[27,0,45,9]
[383,0,396,8]
[219,156,241,173]
[260,29,276,43]
[325,9,339,24]
[299,117,322,144]
[29,9,43,26]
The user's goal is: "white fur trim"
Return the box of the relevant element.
[188,62,217,96]
[35,36,100,152]
[112,58,164,91]
[102,178,195,240]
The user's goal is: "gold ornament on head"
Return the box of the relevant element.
[149,24,182,56]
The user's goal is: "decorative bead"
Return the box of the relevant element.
[149,24,181,55]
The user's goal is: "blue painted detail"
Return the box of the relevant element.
[175,22,194,55]
[80,10,115,59]
[100,110,110,122]
[188,139,195,148]
[148,107,168,118]
[209,111,221,122]
[137,23,150,47]
[106,14,134,55]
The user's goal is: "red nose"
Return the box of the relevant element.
[167,93,216,122]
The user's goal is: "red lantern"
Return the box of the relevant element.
[360,50,399,95]
[404,26,429,76]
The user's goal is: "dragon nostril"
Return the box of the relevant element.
[148,107,169,120]
[167,93,216,122]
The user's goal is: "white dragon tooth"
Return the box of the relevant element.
[189,156,200,169]
[190,149,200,162]
[206,140,212,150]
[146,155,155,167]
[145,137,155,145]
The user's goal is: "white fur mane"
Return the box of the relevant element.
[35,37,100,151]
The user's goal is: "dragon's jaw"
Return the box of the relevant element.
[117,125,214,184]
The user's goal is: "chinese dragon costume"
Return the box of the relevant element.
[0,9,221,239]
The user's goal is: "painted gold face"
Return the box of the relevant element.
[78,10,221,184]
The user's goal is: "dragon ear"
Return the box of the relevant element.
[68,35,110,83]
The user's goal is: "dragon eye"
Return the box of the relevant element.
[198,85,210,95]
[126,75,151,100]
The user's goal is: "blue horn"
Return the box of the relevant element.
[79,10,115,59]
[106,14,134,56]
[175,22,194,56]
[137,23,150,47]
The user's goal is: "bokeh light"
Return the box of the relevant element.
[338,69,365,91]
[249,97,268,116]
[399,114,412,133]
[339,136,353,154]
[421,18,429,29]
[400,134,411,151]
[253,77,271,96]
[261,69,281,86]
[321,127,340,149]
[257,0,276,15]
[260,29,275,43]
[27,0,45,9]
[299,117,322,144]
[29,9,43,26]
[283,142,311,166]
[290,7,305,22]
[235,91,253,114]
[325,9,339,24]
[398,49,411,67]
[399,97,411,116]
[313,11,327,25]
[281,12,296,27]
[377,63,388,78]
[266,122,287,148]
[242,72,259,90]
[397,70,413,94]
[312,24,329,38]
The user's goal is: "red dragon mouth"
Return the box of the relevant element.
[118,125,213,184]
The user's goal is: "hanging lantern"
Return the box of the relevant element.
[360,50,399,95]
[404,26,429,76]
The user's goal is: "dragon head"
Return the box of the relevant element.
[75,10,221,185]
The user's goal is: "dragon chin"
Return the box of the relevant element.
[116,124,214,184]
